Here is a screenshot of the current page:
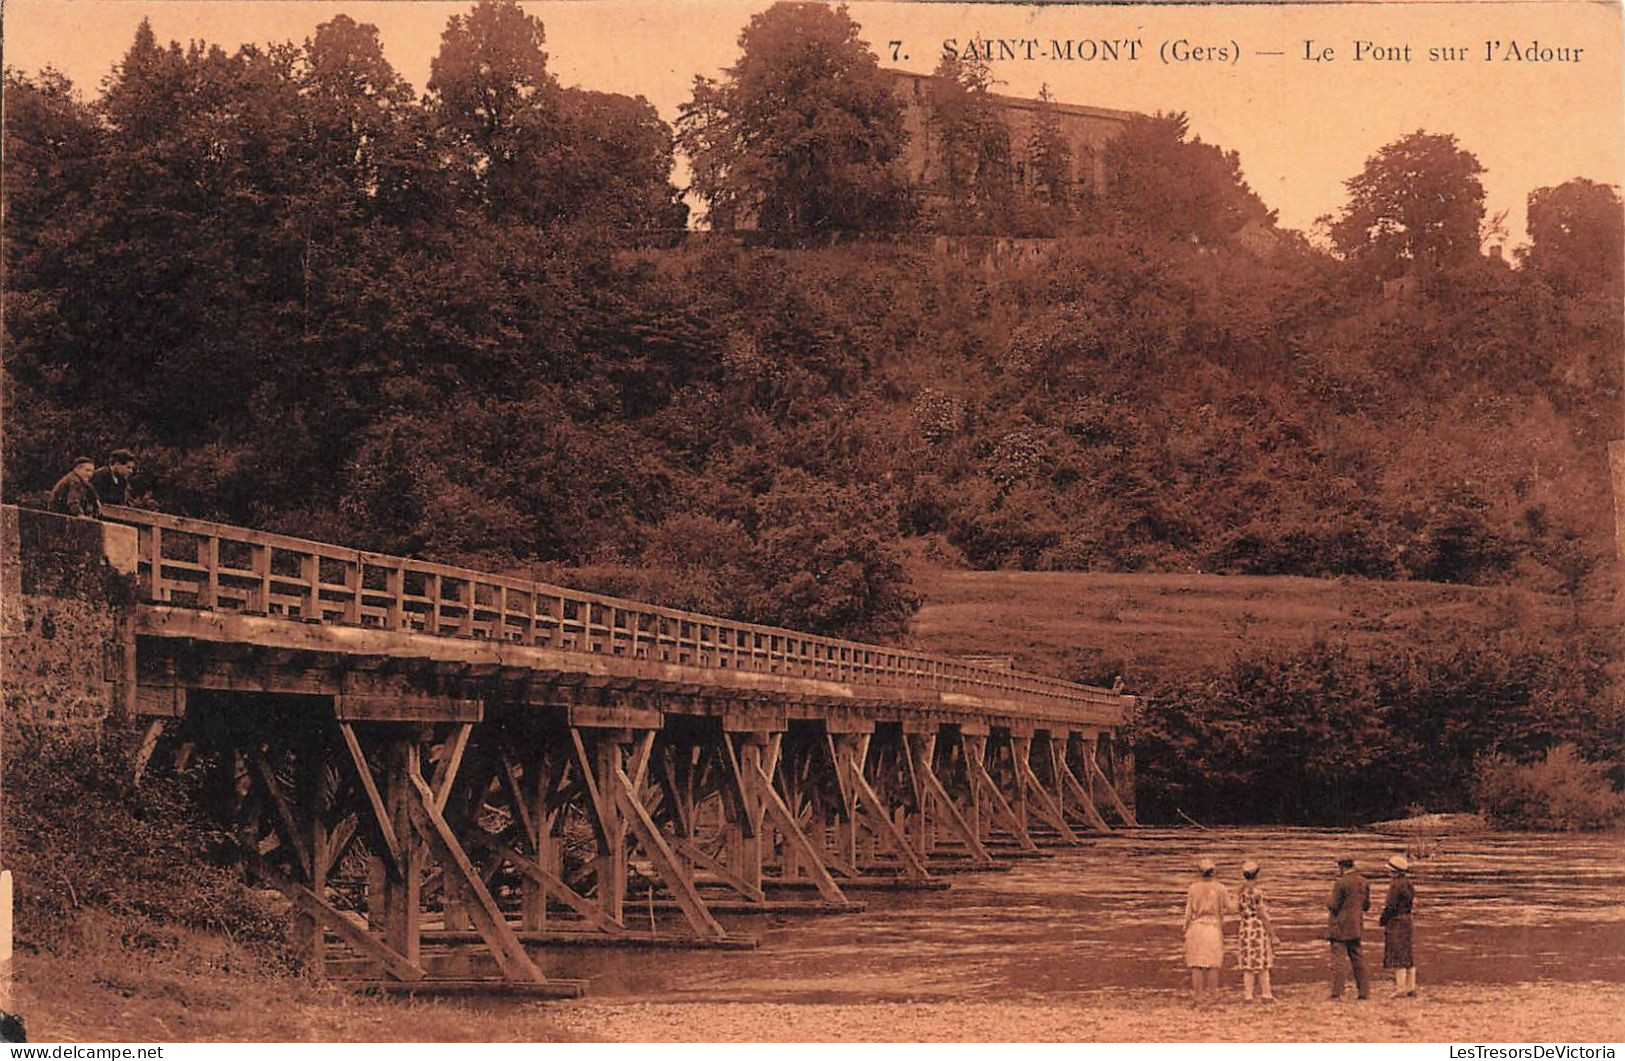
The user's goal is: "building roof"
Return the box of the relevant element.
[880,67,1143,125]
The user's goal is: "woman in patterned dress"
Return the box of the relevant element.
[1184,858,1235,1004]
[1236,859,1280,1001]
[1381,854,1417,997]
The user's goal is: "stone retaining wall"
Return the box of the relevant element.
[1,506,137,735]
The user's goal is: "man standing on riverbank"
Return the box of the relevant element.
[1327,855,1371,1000]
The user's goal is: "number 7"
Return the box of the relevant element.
[889,40,902,61]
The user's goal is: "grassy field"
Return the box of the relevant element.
[904,567,1587,683]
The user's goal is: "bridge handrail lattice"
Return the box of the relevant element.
[103,505,1124,721]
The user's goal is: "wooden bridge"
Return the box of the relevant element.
[101,505,1136,996]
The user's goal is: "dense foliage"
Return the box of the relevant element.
[4,1,1621,651]
[1328,131,1487,283]
[676,3,909,239]
[1133,628,1622,826]
[3,1,1621,835]
[0,731,288,953]
[1473,743,1625,831]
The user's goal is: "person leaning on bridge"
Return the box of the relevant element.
[1326,854,1372,1000]
[90,448,136,507]
[48,456,101,518]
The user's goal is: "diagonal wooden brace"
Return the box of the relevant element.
[491,840,625,935]
[337,723,403,872]
[431,723,473,813]
[964,741,1037,851]
[1089,752,1139,827]
[847,759,932,880]
[406,772,546,982]
[752,763,847,903]
[252,751,315,879]
[613,764,728,939]
[1057,756,1113,832]
[1012,753,1081,844]
[258,866,426,982]
[919,758,992,863]
[671,834,766,903]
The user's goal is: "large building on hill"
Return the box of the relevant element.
[881,68,1140,203]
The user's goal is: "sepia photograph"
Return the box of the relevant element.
[0,0,1621,1045]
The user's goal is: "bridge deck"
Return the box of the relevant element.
[106,505,1129,733]
[9,505,1138,992]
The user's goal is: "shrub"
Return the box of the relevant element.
[0,729,289,956]
[1473,743,1625,830]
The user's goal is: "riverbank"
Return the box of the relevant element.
[15,966,1623,1042]
[547,984,1625,1043]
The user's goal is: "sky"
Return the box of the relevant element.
[5,0,1623,243]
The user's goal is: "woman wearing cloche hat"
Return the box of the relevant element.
[1379,854,1418,997]
[1236,860,1280,1002]
[1183,857,1236,1004]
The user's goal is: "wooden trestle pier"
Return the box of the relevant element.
[103,505,1136,995]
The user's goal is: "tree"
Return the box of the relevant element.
[68,25,308,441]
[1521,179,1624,296]
[426,0,561,221]
[1102,112,1273,244]
[556,88,688,236]
[676,2,908,240]
[297,15,420,218]
[2,67,106,495]
[1329,130,1486,281]
[924,50,1013,231]
[1027,84,1073,210]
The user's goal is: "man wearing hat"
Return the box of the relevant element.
[48,456,101,518]
[1326,854,1371,1000]
[91,449,137,507]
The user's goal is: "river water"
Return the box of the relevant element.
[537,827,1625,1002]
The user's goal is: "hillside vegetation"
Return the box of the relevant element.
[4,2,1620,828]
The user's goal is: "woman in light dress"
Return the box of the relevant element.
[1236,859,1281,1001]
[1184,857,1236,1003]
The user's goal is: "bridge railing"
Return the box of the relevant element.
[102,506,1125,722]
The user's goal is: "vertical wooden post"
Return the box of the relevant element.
[458,581,476,637]
[734,738,765,892]
[964,732,1036,851]
[296,729,331,971]
[955,735,982,843]
[348,556,364,625]
[302,552,321,621]
[521,750,552,932]
[144,526,164,601]
[905,732,936,860]
[202,536,220,608]
[1008,733,1033,837]
[1047,734,1070,821]
[425,573,442,635]
[379,736,421,965]
[829,734,859,868]
[253,543,272,614]
[593,737,627,925]
[1081,734,1101,805]
[1059,733,1112,833]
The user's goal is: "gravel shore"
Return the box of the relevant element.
[548,984,1625,1043]
[17,945,1624,1043]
